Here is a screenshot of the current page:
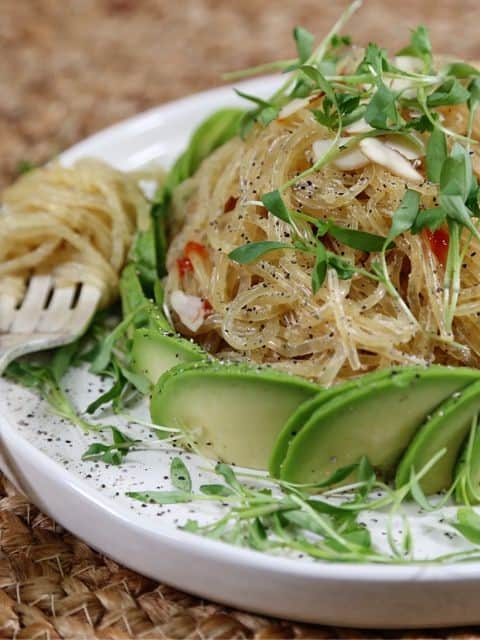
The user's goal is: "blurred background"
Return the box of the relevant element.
[1,0,479,189]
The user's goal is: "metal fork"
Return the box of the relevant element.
[0,274,101,375]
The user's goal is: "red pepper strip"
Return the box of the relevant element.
[177,256,193,277]
[424,228,449,265]
[185,241,208,258]
[202,299,213,315]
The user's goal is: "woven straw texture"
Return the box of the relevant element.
[2,1,480,637]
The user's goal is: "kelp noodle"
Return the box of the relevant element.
[165,106,480,385]
[0,159,150,307]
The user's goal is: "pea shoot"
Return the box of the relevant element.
[127,447,480,565]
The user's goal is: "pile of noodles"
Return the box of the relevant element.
[165,103,480,386]
[0,159,150,307]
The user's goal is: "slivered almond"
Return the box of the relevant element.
[359,137,423,182]
[394,55,423,73]
[277,91,322,120]
[383,133,425,160]
[389,56,423,98]
[170,290,204,332]
[312,138,369,171]
[343,118,374,135]
[278,98,311,120]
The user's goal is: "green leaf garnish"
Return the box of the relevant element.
[385,189,421,245]
[127,490,194,505]
[330,34,352,48]
[409,467,436,511]
[298,65,336,102]
[90,306,147,375]
[452,507,480,544]
[357,43,391,75]
[365,81,404,130]
[326,253,356,280]
[440,195,476,231]
[200,484,235,497]
[82,427,141,465]
[312,93,363,131]
[228,241,294,264]
[170,457,192,492]
[396,25,432,70]
[312,242,327,293]
[293,26,315,63]
[328,224,390,252]
[214,463,244,495]
[261,189,291,222]
[411,207,447,233]
[5,360,101,433]
[258,106,279,126]
[86,366,125,414]
[468,77,480,110]
[426,127,447,183]
[427,78,470,108]
[444,62,480,79]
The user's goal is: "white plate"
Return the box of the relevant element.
[2,77,480,629]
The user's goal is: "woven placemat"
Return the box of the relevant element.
[2,1,480,636]
[1,471,478,640]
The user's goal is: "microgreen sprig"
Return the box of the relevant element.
[228,193,391,294]
[5,353,103,433]
[127,447,480,565]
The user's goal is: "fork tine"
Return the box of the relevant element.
[36,285,76,333]
[10,275,53,334]
[0,295,17,332]
[69,283,102,334]
[0,278,101,375]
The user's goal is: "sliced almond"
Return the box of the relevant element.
[278,97,311,120]
[312,138,369,171]
[383,133,425,160]
[394,56,423,74]
[170,290,205,332]
[359,137,424,182]
[278,91,322,121]
[343,118,374,135]
[389,56,423,98]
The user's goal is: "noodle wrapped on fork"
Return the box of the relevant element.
[0,159,150,307]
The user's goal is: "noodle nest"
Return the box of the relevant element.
[166,106,480,385]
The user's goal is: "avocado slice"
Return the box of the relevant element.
[455,423,480,504]
[269,368,403,478]
[396,379,480,494]
[280,366,480,485]
[131,328,206,384]
[150,361,318,469]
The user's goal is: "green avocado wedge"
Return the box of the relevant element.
[280,366,480,486]
[269,368,404,478]
[131,328,206,385]
[150,362,318,469]
[455,422,480,504]
[396,379,480,494]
